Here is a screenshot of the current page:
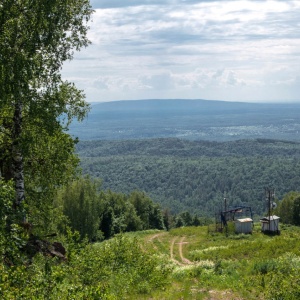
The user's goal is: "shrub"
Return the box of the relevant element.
[0,234,172,299]
[265,253,300,299]
[252,260,277,275]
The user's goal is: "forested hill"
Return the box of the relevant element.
[77,138,300,217]
[70,99,300,141]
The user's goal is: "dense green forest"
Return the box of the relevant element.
[77,138,300,217]
[55,177,165,241]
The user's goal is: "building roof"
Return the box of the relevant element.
[236,218,253,222]
[260,215,280,222]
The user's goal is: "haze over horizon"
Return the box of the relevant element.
[62,0,300,104]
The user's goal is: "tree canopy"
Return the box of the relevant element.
[0,0,93,219]
[77,138,300,217]
[274,191,300,225]
[55,177,165,241]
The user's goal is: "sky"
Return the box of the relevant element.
[62,0,300,103]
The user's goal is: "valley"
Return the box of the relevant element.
[70,99,300,141]
[77,138,300,217]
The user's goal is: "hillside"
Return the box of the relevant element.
[130,224,300,299]
[70,99,300,141]
[4,224,300,299]
[77,138,300,217]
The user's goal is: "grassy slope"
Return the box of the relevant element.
[128,224,300,299]
[2,224,300,299]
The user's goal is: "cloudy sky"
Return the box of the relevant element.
[62,0,300,103]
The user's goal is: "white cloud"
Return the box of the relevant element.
[62,0,300,102]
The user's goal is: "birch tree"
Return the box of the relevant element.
[0,1,93,214]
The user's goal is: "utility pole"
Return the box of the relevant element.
[224,195,228,236]
[265,187,275,232]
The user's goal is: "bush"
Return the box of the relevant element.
[252,260,277,275]
[264,253,300,299]
[0,234,172,299]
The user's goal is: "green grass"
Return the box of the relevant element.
[2,224,300,299]
[128,224,300,299]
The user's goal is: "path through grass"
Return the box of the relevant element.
[134,224,300,299]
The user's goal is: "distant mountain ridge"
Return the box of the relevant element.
[89,99,274,113]
[70,99,300,141]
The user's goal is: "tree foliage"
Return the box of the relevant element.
[55,178,165,241]
[0,180,28,265]
[129,191,164,230]
[55,177,102,241]
[77,138,300,217]
[0,0,93,227]
[275,191,300,225]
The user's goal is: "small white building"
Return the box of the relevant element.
[260,215,280,233]
[235,218,253,234]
